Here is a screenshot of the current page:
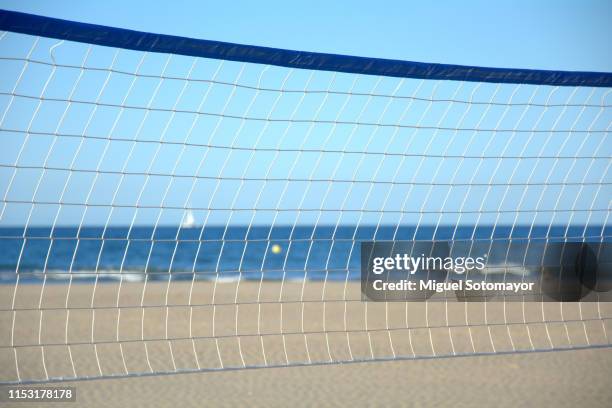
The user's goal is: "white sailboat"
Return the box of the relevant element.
[181,210,196,228]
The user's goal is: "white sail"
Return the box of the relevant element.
[182,210,196,228]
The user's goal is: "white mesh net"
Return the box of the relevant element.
[0,30,610,383]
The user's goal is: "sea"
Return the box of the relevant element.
[0,225,608,284]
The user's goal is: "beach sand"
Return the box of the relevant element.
[1,281,611,407]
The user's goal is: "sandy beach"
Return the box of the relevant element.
[1,281,611,407]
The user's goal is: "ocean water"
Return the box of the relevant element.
[0,225,608,283]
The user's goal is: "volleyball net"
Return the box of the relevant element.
[0,10,610,384]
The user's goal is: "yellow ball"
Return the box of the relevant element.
[271,244,282,254]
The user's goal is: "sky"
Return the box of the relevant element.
[0,1,610,228]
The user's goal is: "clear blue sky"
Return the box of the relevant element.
[0,1,610,227]
[1,0,611,71]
